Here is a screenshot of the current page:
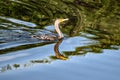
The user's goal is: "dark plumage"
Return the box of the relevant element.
[32,18,69,41]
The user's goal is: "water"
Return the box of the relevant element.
[0,0,120,80]
[0,48,120,80]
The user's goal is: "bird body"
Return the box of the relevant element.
[32,34,57,41]
[32,18,68,41]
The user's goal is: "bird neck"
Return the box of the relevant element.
[54,20,64,39]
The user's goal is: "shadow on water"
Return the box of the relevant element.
[0,0,120,77]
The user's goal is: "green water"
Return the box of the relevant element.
[0,0,120,80]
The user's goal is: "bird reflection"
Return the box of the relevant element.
[54,38,68,60]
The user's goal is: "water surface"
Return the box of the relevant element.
[0,0,120,80]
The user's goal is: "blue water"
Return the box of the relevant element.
[0,1,120,79]
[0,35,120,80]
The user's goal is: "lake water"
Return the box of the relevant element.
[0,0,120,80]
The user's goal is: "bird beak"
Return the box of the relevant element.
[62,18,69,22]
[60,18,69,23]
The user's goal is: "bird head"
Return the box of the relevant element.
[54,18,69,25]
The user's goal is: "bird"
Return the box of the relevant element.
[32,18,69,41]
